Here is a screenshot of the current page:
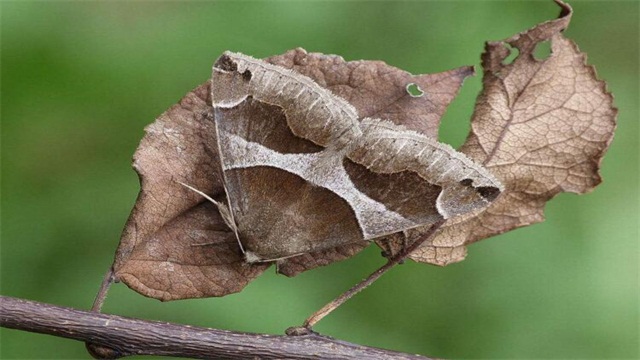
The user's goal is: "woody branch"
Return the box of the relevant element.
[0,296,434,360]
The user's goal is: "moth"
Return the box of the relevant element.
[191,51,504,263]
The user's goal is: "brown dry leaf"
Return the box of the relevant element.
[113,0,616,299]
[112,49,474,298]
[113,84,270,301]
[266,48,474,138]
[406,0,617,266]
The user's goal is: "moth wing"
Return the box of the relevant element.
[212,53,365,262]
[345,118,503,239]
[211,52,503,262]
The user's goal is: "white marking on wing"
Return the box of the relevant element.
[221,131,416,239]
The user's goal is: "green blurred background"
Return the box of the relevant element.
[2,1,637,359]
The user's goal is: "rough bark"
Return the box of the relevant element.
[0,296,434,360]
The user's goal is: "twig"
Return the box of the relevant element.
[298,220,446,330]
[91,267,115,312]
[0,296,435,360]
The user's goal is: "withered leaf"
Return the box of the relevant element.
[266,49,474,139]
[113,49,474,298]
[405,0,617,266]
[113,84,269,301]
[112,0,616,300]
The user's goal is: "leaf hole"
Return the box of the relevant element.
[533,40,552,60]
[501,43,519,65]
[406,83,424,97]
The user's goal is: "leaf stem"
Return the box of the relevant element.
[299,219,446,330]
[91,267,115,312]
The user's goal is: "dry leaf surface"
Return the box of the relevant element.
[407,0,617,265]
[113,50,473,298]
[113,84,270,301]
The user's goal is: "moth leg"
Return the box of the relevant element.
[248,251,306,264]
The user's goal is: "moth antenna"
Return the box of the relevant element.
[177,181,245,254]
[245,251,307,264]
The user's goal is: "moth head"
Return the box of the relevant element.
[212,53,253,108]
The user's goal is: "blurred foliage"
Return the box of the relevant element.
[1,1,637,359]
